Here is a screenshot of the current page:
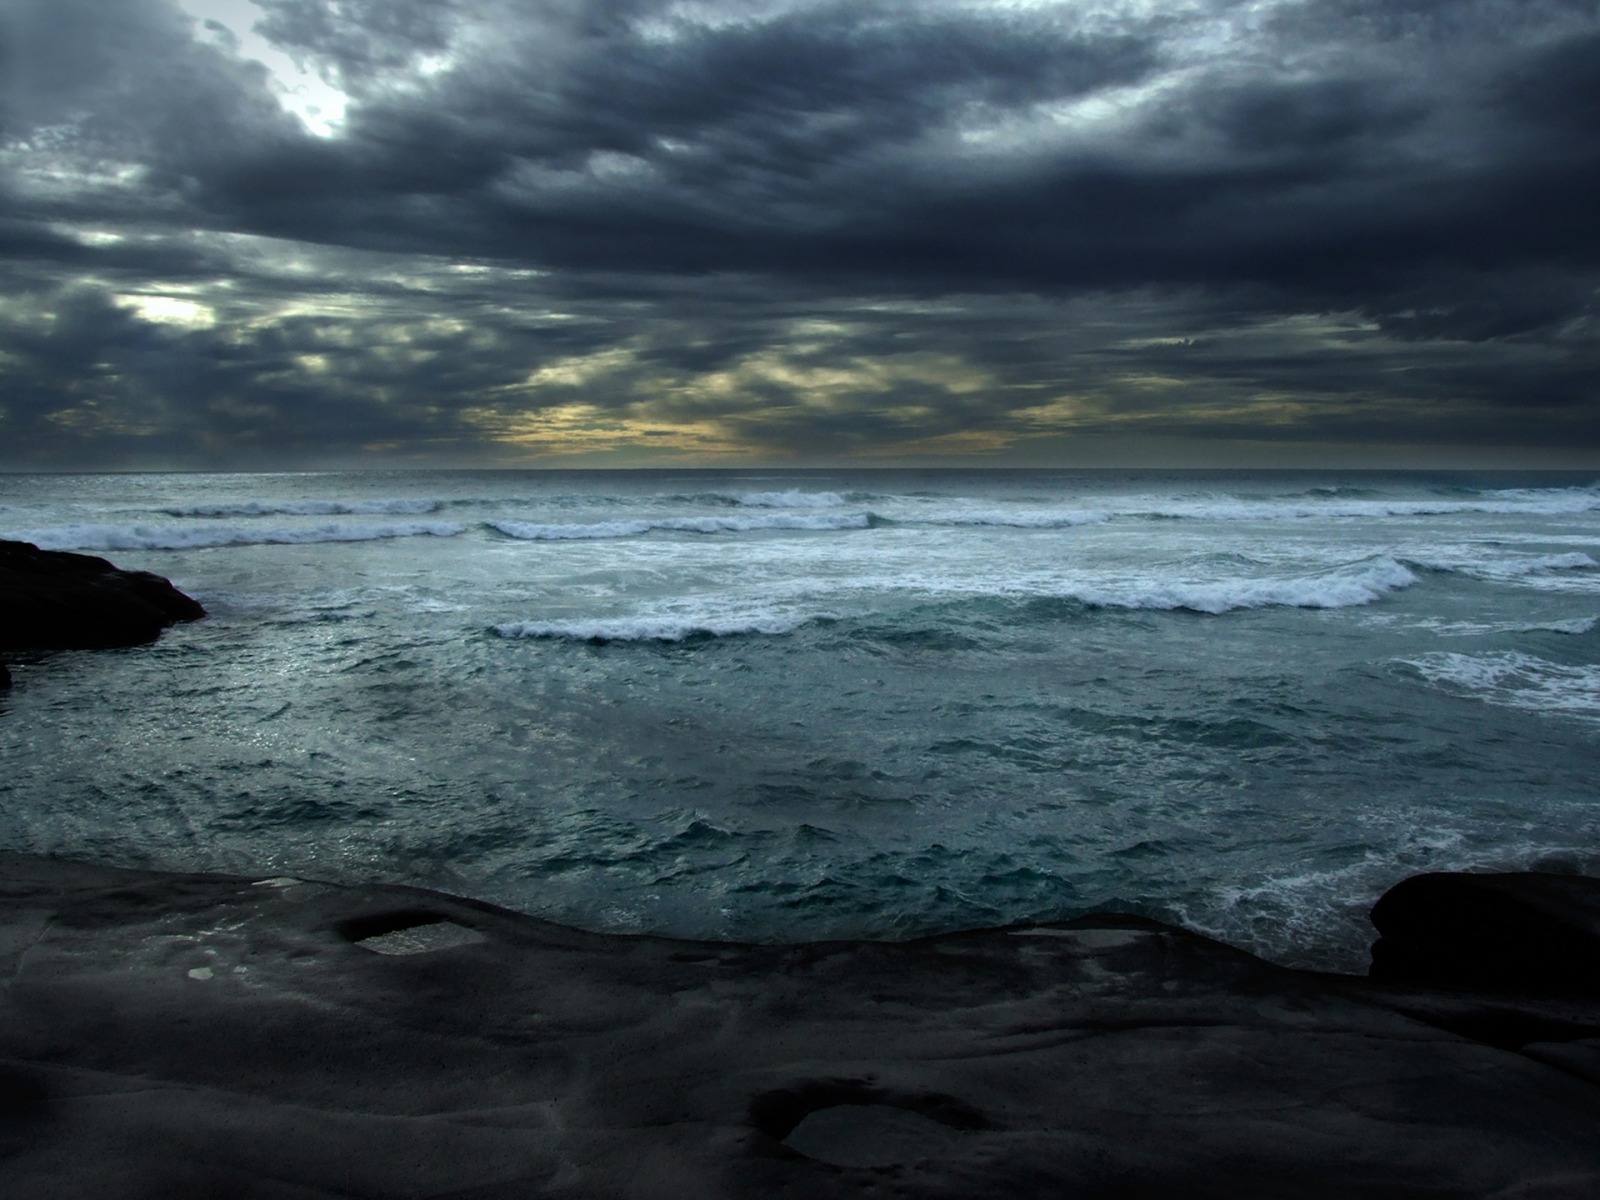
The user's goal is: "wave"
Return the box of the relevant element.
[1061,558,1419,615]
[842,485,1600,530]
[1402,651,1600,723]
[494,613,815,643]
[12,521,467,552]
[725,490,850,509]
[489,519,653,541]
[910,507,1110,529]
[1129,490,1600,523]
[1503,551,1599,572]
[488,512,870,541]
[1533,616,1600,634]
[496,559,1419,651]
[1413,615,1599,637]
[158,498,442,518]
[1401,549,1599,586]
[1414,550,1597,574]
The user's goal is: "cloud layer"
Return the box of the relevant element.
[1,0,1596,467]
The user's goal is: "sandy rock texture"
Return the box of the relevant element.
[1,855,1598,1198]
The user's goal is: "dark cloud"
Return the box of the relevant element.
[0,0,1596,467]
[251,0,460,84]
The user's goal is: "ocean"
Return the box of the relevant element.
[2,468,1598,970]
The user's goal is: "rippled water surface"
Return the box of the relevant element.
[3,468,1599,969]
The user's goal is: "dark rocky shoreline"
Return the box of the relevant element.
[2,854,1599,1198]
[0,540,205,685]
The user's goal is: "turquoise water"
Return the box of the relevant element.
[3,469,1598,968]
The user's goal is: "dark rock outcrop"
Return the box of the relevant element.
[0,539,205,652]
[1370,871,1600,993]
[2,855,1599,1198]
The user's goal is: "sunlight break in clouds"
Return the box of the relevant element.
[177,0,350,136]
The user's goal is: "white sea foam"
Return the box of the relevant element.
[12,521,467,551]
[1403,651,1600,722]
[160,498,441,517]
[489,512,869,540]
[1072,558,1418,614]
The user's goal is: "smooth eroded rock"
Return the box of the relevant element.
[0,540,205,651]
[2,855,1599,1198]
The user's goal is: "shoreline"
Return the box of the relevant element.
[3,853,1599,1197]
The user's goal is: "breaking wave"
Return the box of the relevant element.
[1402,651,1600,724]
[725,490,850,508]
[493,558,1420,651]
[159,498,442,517]
[909,507,1111,529]
[1057,559,1419,615]
[1129,490,1600,522]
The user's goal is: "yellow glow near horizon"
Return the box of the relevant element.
[463,403,747,460]
[471,342,1007,458]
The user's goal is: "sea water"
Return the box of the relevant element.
[2,468,1597,970]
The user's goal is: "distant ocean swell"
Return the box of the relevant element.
[487,512,872,539]
[158,498,443,517]
[14,508,1600,558]
[6,480,1598,551]
[10,520,468,552]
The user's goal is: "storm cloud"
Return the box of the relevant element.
[1,0,1596,467]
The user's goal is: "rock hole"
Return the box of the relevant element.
[784,1104,966,1168]
[337,909,487,956]
[751,1079,990,1168]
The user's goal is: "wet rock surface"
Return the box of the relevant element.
[0,540,205,653]
[1,854,1599,1198]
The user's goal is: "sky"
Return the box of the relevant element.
[0,0,1597,470]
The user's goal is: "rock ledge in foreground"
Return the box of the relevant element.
[2,855,1599,1199]
[0,539,205,655]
